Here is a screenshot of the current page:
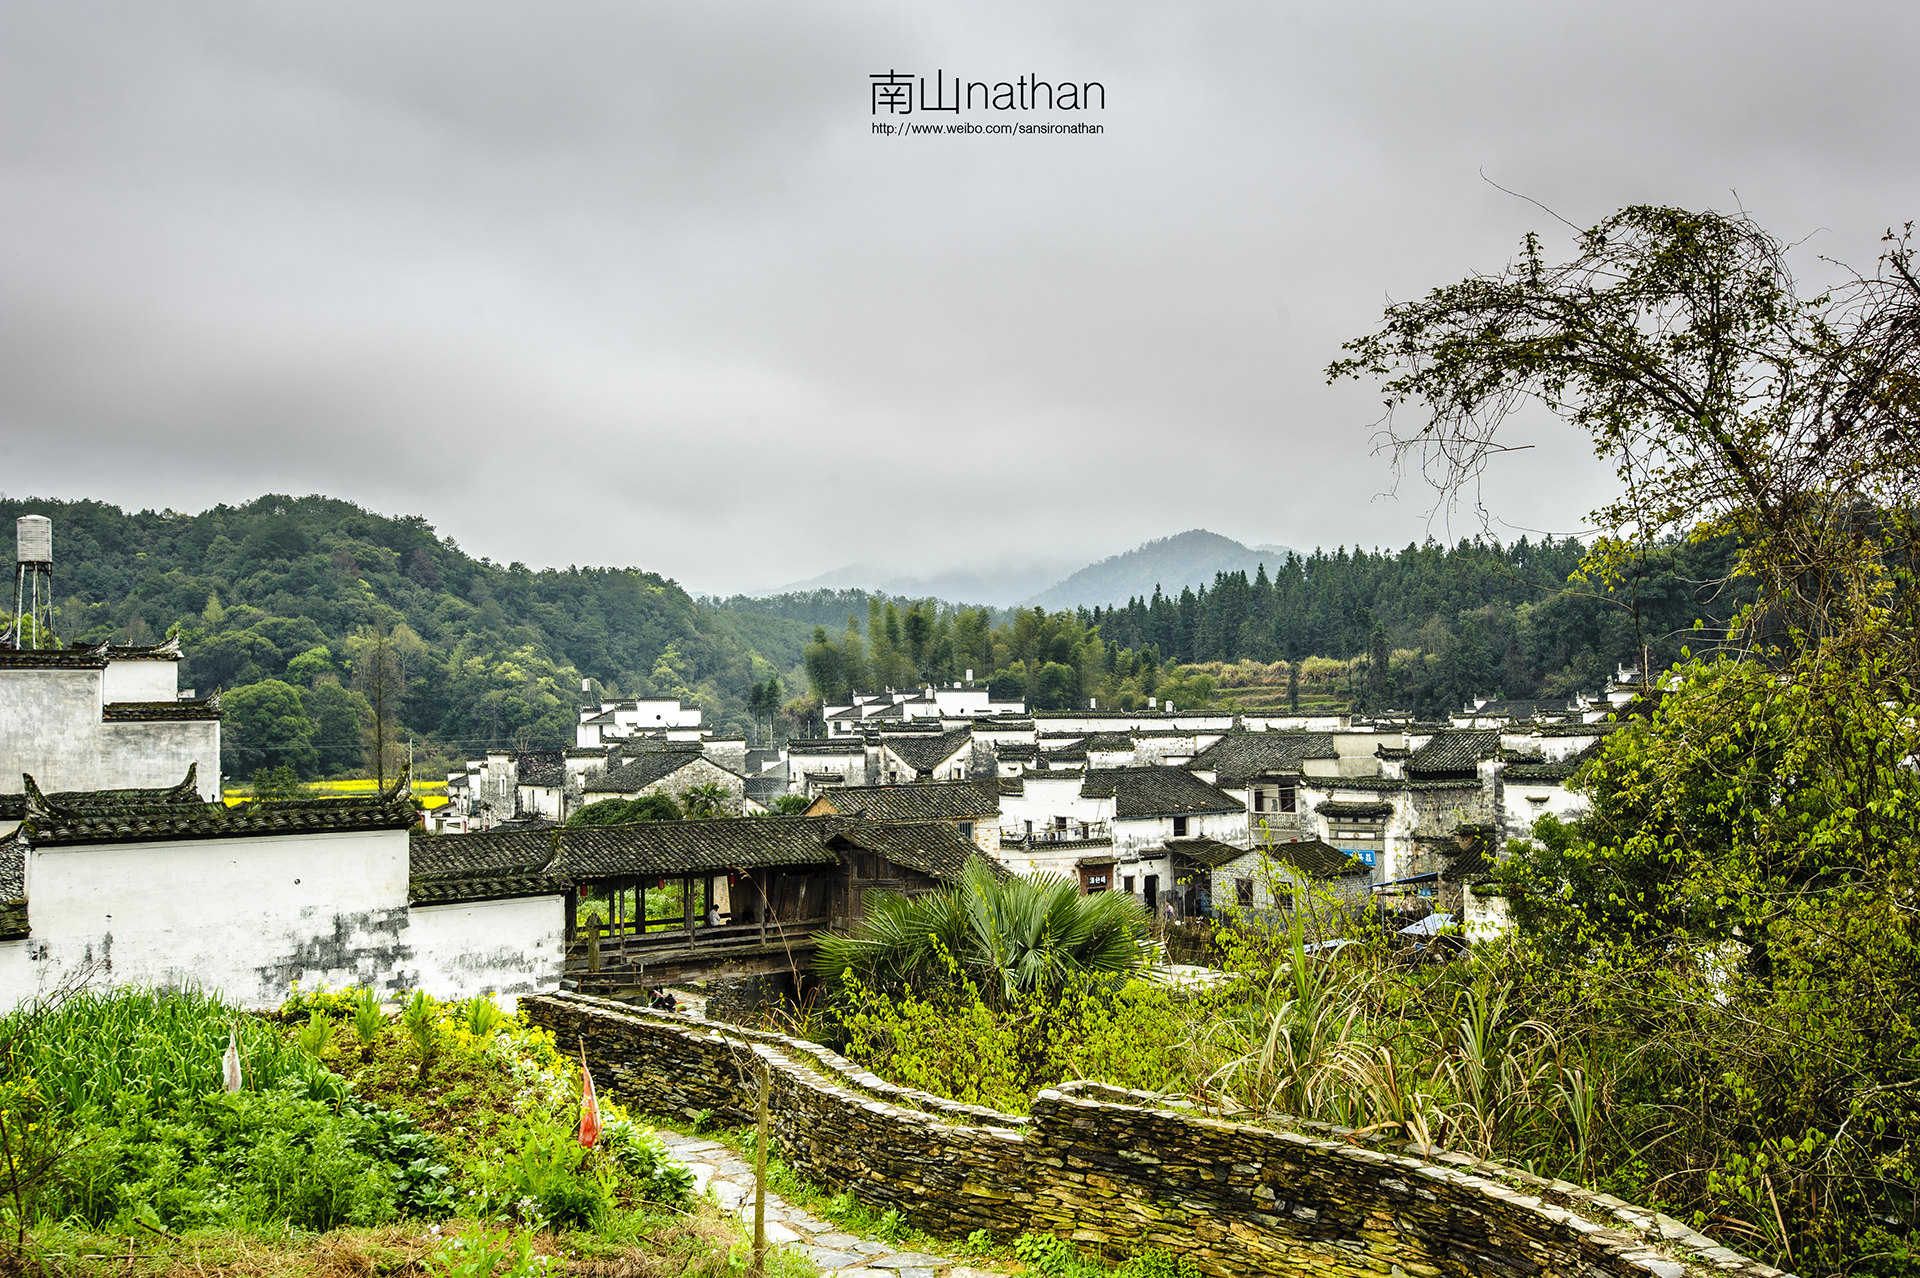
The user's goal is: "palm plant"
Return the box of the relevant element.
[350,986,384,1061]
[814,862,1154,1005]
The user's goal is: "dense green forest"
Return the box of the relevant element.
[795,535,1746,720]
[0,495,812,781]
[2,494,1745,782]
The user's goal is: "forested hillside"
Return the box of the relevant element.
[793,534,1746,721]
[3,493,1747,780]
[0,495,811,781]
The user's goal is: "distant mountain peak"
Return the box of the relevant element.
[1020,530,1294,611]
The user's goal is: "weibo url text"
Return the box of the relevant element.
[872,121,1104,136]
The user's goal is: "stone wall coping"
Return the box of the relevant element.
[545,990,1026,1131]
[527,993,1794,1278]
[1039,1078,1790,1278]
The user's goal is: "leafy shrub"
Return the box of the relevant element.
[352,986,386,1058]
[598,1120,694,1206]
[12,988,324,1117]
[403,990,441,1082]
[296,1010,336,1057]
[425,1223,555,1278]
[54,1085,398,1232]
[463,995,506,1040]
[473,1120,614,1230]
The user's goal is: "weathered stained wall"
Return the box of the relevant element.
[526,992,1789,1278]
[0,828,567,1011]
[7,828,412,1007]
[408,895,568,1007]
[0,668,218,798]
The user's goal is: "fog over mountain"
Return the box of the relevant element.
[763,530,1296,611]
[1020,530,1295,611]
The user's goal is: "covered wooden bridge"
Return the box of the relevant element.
[416,814,992,999]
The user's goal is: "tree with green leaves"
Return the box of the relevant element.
[1337,205,1920,1268]
[814,862,1153,1007]
[222,679,319,779]
[567,794,681,826]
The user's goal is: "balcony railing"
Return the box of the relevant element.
[1000,821,1112,849]
[566,915,831,972]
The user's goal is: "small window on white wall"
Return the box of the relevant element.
[1173,816,1189,837]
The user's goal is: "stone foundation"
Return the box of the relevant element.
[524,992,1789,1278]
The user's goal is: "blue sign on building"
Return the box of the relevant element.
[1343,847,1377,867]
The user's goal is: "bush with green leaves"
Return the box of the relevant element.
[816,860,1154,1006]
[471,1119,615,1230]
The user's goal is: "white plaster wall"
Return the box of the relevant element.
[0,941,41,1013]
[16,828,412,1009]
[1113,809,1249,859]
[999,776,1108,835]
[0,669,219,797]
[933,688,991,715]
[1502,780,1586,839]
[103,659,179,703]
[409,895,567,1009]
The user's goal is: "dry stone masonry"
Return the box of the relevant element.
[526,992,1792,1278]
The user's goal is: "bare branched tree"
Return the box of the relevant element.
[1328,206,1920,672]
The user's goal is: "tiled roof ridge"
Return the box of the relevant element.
[102,698,222,722]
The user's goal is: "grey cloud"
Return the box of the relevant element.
[2,1,1917,594]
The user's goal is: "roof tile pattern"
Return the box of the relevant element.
[1080,767,1245,819]
[806,780,999,822]
[16,770,417,847]
[877,729,973,775]
[582,748,712,795]
[1188,732,1337,785]
[1407,730,1501,776]
[101,699,221,722]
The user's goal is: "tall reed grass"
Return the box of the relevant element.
[4,987,322,1118]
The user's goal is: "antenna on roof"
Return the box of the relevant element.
[12,515,53,650]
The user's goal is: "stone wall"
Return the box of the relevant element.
[702,972,794,1024]
[525,992,1790,1278]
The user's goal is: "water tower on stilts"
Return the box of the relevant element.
[12,514,53,650]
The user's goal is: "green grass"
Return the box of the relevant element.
[1,987,781,1278]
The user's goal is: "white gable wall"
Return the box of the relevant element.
[409,896,568,1009]
[0,668,218,798]
[0,828,568,1012]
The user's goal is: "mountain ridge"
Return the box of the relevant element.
[1019,529,1296,611]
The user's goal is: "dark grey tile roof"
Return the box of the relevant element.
[552,816,846,879]
[1082,732,1135,751]
[878,728,973,775]
[1502,742,1599,782]
[15,770,418,847]
[0,829,24,901]
[1188,731,1337,785]
[101,698,221,722]
[0,901,26,941]
[582,748,710,795]
[1406,730,1501,776]
[0,766,205,823]
[0,646,109,669]
[1301,776,1480,794]
[998,777,1024,797]
[1316,799,1394,818]
[807,779,999,822]
[516,751,567,788]
[1167,836,1248,868]
[1080,767,1245,819]
[1269,837,1373,878]
[408,829,564,905]
[104,637,184,661]
[788,739,866,755]
[832,821,986,881]
[1462,698,1571,721]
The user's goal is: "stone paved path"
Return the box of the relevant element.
[655,1129,1008,1278]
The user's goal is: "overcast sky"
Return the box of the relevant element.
[3,2,1917,597]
